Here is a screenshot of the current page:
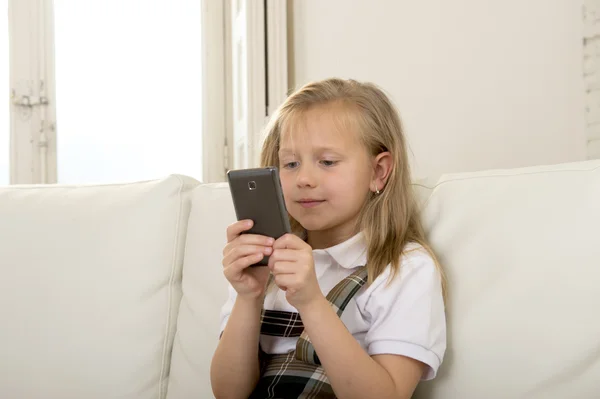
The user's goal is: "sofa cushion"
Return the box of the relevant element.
[413,175,440,209]
[0,175,199,399]
[167,183,235,399]
[414,160,600,399]
[165,178,441,398]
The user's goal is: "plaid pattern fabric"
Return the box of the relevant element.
[250,266,368,399]
[250,352,335,399]
[296,267,368,365]
[259,274,306,338]
[260,309,304,337]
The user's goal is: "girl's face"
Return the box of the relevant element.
[278,105,373,248]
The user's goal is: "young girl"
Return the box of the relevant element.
[210,78,446,399]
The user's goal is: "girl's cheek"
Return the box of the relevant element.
[280,177,291,191]
[281,183,293,201]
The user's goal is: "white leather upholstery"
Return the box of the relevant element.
[415,160,600,399]
[1,159,599,399]
[165,180,438,399]
[166,183,235,399]
[0,175,199,399]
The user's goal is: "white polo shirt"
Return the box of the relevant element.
[219,232,446,380]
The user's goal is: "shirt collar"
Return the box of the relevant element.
[314,232,368,269]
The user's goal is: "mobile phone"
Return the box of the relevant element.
[226,167,292,266]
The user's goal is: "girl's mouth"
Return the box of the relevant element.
[297,199,325,208]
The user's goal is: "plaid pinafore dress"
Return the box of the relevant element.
[249,266,368,399]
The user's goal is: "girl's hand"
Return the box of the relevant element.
[268,234,324,311]
[222,220,273,299]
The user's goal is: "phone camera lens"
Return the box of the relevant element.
[248,181,257,190]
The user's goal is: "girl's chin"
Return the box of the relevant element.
[293,216,336,233]
[292,216,322,231]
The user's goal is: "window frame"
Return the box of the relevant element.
[7,0,228,184]
[6,0,288,184]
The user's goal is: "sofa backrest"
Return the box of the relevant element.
[166,183,235,399]
[165,176,440,398]
[2,159,598,399]
[172,160,600,399]
[414,159,600,399]
[0,175,199,399]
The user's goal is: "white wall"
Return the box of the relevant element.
[289,0,587,178]
[585,0,600,159]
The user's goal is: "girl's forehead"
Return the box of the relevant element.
[279,106,362,151]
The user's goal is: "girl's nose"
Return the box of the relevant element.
[296,164,317,188]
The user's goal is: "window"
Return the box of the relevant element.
[54,1,203,184]
[4,0,284,185]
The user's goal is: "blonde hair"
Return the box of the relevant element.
[260,78,446,296]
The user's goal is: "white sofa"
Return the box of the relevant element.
[0,159,599,399]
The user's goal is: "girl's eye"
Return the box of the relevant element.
[283,161,299,169]
[321,160,338,167]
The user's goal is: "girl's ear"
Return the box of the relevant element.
[371,152,393,193]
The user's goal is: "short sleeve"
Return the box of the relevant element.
[218,283,238,338]
[360,249,446,380]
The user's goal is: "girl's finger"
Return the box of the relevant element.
[225,253,265,277]
[223,234,273,256]
[273,273,297,291]
[273,233,309,250]
[226,220,254,242]
[236,234,275,247]
[269,248,298,263]
[223,245,272,267]
[270,261,297,275]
